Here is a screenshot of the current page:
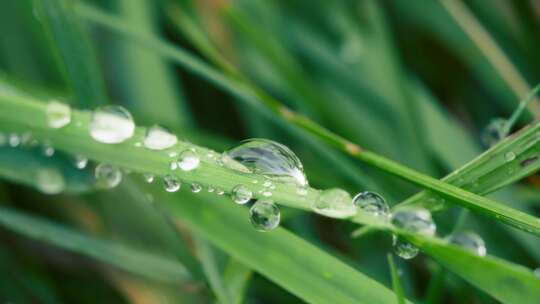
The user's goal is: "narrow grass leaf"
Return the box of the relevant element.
[387,254,406,304]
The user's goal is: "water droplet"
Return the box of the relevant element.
[143,173,155,183]
[392,235,419,260]
[534,268,540,278]
[170,160,178,170]
[36,168,65,194]
[89,105,135,144]
[504,151,516,162]
[222,139,308,187]
[232,185,252,204]
[391,207,436,236]
[46,101,71,128]
[73,155,88,169]
[41,144,55,157]
[448,231,486,257]
[95,164,122,188]
[481,118,507,147]
[168,151,178,158]
[207,186,215,193]
[143,125,177,150]
[312,188,357,219]
[163,175,181,192]
[520,156,538,167]
[353,191,389,218]
[177,150,200,171]
[9,133,20,147]
[216,188,225,195]
[250,200,280,231]
[191,183,202,193]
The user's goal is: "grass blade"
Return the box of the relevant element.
[223,258,252,304]
[194,237,233,304]
[387,254,406,304]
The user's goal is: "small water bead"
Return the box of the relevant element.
[534,268,540,278]
[95,164,122,189]
[89,105,135,144]
[207,186,215,193]
[170,160,178,170]
[143,125,177,150]
[392,235,419,260]
[391,207,436,236]
[9,133,21,147]
[163,175,181,192]
[249,200,280,231]
[353,191,389,218]
[448,231,486,257]
[216,188,225,195]
[232,185,252,204]
[74,155,88,169]
[481,118,507,147]
[190,183,202,193]
[222,139,308,187]
[36,168,66,194]
[312,188,357,219]
[46,101,71,128]
[177,150,200,171]
[41,144,55,157]
[143,173,155,183]
[168,151,178,158]
[504,151,516,162]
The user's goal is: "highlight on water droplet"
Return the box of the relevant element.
[216,188,225,196]
[392,235,419,260]
[41,144,55,157]
[312,188,357,219]
[177,149,200,171]
[95,163,122,189]
[222,139,308,187]
[74,155,88,169]
[9,133,21,147]
[143,173,155,183]
[143,125,177,150]
[249,199,280,231]
[481,118,507,147]
[190,183,202,193]
[231,184,252,205]
[448,231,486,257]
[207,186,215,193]
[89,105,135,144]
[504,151,516,162]
[46,100,71,129]
[36,168,65,194]
[353,191,389,218]
[163,175,181,192]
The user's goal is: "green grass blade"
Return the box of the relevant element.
[223,258,252,304]
[0,206,192,283]
[194,237,233,304]
[387,254,406,304]
[34,0,107,107]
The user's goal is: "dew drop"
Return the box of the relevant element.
[231,184,252,204]
[89,105,135,144]
[392,235,419,260]
[74,155,88,169]
[207,186,215,193]
[448,231,486,257]
[36,168,65,194]
[534,268,540,278]
[170,160,178,170]
[216,188,225,196]
[9,133,21,147]
[504,151,516,162]
[481,118,507,147]
[41,144,55,157]
[143,125,177,150]
[163,175,181,192]
[190,183,202,193]
[95,164,122,189]
[250,200,280,231]
[143,173,155,183]
[391,207,436,237]
[353,191,389,218]
[222,139,308,187]
[46,101,71,129]
[177,150,200,171]
[312,188,357,219]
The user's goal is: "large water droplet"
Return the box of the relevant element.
[177,150,200,171]
[391,207,436,236]
[353,191,389,218]
[222,139,308,187]
[231,184,252,205]
[143,125,177,150]
[250,200,280,231]
[95,164,122,188]
[89,105,135,144]
[448,231,486,257]
[74,155,88,169]
[163,175,181,192]
[392,235,419,260]
[312,188,357,219]
[46,101,71,129]
[36,168,65,194]
[482,118,507,147]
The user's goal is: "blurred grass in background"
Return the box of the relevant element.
[0,0,540,303]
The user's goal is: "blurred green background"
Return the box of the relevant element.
[0,0,540,303]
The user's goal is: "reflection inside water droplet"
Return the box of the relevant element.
[95,164,122,189]
[448,231,486,257]
[250,200,280,231]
